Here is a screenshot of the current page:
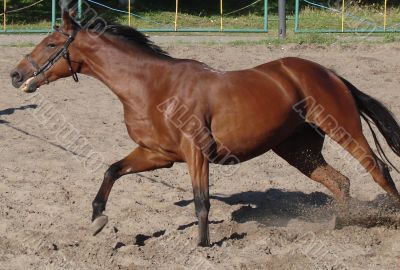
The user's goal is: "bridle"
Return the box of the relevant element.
[25,26,80,84]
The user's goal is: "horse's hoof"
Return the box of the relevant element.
[198,238,210,247]
[333,212,353,229]
[92,214,108,236]
[327,214,338,230]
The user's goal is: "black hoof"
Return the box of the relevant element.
[198,239,210,247]
[92,214,108,236]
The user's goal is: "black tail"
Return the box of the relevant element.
[341,77,400,171]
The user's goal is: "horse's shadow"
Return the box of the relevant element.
[0,104,37,123]
[175,188,400,229]
[223,189,335,227]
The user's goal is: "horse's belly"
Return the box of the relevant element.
[210,107,300,163]
[212,125,293,163]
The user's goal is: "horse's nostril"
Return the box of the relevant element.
[10,70,23,82]
[10,70,25,88]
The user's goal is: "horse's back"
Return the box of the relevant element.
[205,56,359,162]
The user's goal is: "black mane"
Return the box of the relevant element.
[81,19,170,58]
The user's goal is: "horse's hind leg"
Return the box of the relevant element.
[273,124,351,204]
[308,101,400,204]
[91,146,173,235]
[327,127,400,204]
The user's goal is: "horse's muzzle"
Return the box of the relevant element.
[10,69,24,88]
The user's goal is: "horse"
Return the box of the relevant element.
[10,10,400,247]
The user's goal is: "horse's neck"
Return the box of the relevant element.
[79,38,171,104]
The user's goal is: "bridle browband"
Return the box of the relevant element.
[25,26,80,84]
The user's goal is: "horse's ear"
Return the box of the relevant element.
[68,8,77,18]
[61,8,75,30]
[58,0,77,31]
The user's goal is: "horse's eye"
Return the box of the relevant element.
[47,43,56,48]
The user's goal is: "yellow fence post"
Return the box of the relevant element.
[128,0,131,26]
[3,0,6,31]
[174,0,178,31]
[220,0,223,31]
[384,0,388,31]
[341,0,345,32]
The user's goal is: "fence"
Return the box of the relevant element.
[294,0,400,33]
[1,0,399,34]
[0,0,269,33]
[0,0,56,33]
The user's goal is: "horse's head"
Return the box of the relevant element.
[10,10,82,92]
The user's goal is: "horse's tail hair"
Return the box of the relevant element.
[341,76,400,172]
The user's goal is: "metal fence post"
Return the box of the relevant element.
[51,0,56,29]
[78,0,82,20]
[3,0,6,31]
[174,0,178,31]
[294,0,299,32]
[128,0,131,26]
[263,0,268,32]
[220,0,223,31]
[278,0,286,39]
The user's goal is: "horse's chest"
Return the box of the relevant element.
[124,119,157,147]
[122,103,157,145]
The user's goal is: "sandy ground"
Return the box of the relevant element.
[1,35,400,270]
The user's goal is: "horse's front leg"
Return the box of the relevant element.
[185,146,210,247]
[91,146,173,235]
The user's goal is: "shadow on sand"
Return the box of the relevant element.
[175,188,400,229]
[0,104,37,123]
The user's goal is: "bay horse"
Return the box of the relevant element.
[10,11,400,247]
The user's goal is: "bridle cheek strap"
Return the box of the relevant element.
[63,50,79,82]
[25,27,80,84]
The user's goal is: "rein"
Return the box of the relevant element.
[25,26,80,84]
